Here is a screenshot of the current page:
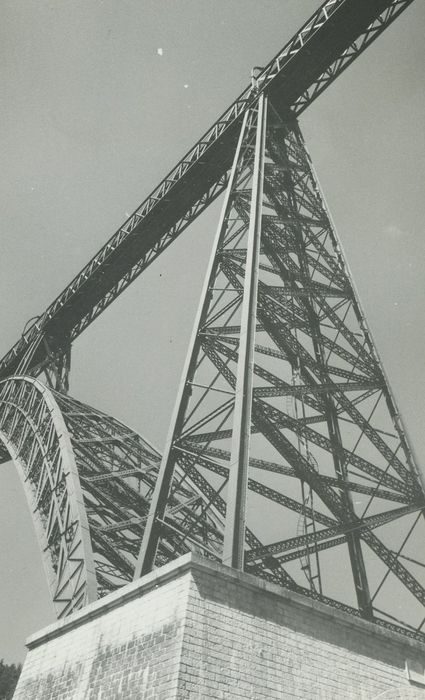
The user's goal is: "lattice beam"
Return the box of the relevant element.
[0,377,223,616]
[0,0,414,381]
[135,98,425,641]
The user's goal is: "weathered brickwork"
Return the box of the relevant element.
[13,554,425,699]
[13,560,191,699]
[179,566,425,699]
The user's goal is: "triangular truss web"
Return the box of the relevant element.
[136,95,425,640]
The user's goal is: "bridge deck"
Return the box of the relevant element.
[0,0,410,378]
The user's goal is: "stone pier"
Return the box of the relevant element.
[13,553,425,698]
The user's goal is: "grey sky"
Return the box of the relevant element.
[1,0,424,662]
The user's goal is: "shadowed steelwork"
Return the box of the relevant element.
[0,377,222,617]
[136,99,425,641]
[0,0,423,645]
[0,0,414,382]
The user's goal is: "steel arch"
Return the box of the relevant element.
[0,377,97,617]
[0,376,223,618]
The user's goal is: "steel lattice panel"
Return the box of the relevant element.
[136,99,425,642]
[0,377,222,617]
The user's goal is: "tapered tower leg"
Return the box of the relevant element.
[135,108,253,577]
[222,93,267,568]
[134,97,425,638]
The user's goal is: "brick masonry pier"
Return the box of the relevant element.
[13,553,425,698]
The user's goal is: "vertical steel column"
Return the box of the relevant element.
[278,121,372,617]
[135,109,251,578]
[222,93,267,569]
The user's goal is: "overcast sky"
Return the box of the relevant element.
[0,0,424,662]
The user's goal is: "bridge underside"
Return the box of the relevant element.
[1,373,425,645]
[0,376,222,618]
[0,0,422,645]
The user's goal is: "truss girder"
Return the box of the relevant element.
[0,376,223,616]
[0,377,97,617]
[135,99,425,642]
[0,1,415,382]
[0,0,421,650]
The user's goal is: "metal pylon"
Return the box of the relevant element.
[136,95,425,638]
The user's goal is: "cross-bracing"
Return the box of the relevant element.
[1,0,424,643]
